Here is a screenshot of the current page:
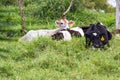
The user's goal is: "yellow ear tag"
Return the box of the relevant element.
[101,36,105,41]
[69,24,73,28]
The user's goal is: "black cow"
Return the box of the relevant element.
[85,22,112,48]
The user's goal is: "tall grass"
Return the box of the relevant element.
[0,35,120,80]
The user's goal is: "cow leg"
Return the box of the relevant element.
[100,45,105,49]
[85,37,91,48]
[107,42,110,47]
[85,37,88,48]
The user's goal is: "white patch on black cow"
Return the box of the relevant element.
[92,32,97,36]
[100,22,103,25]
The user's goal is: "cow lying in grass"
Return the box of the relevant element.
[19,17,75,42]
[52,26,89,40]
[52,20,87,41]
[85,22,112,48]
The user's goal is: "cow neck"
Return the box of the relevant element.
[52,27,65,35]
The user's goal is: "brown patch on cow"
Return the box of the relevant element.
[51,33,64,40]
[67,30,82,37]
[60,16,68,23]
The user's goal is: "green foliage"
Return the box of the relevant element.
[66,9,115,30]
[84,0,115,12]
[0,0,115,13]
[0,0,17,6]
[25,0,85,21]
[22,0,115,24]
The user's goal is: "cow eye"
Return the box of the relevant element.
[61,23,63,24]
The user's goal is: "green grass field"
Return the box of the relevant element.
[0,6,120,80]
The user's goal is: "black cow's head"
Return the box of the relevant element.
[96,22,112,44]
[85,24,103,48]
[85,22,112,48]
[91,32,103,48]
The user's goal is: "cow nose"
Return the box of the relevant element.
[94,44,100,48]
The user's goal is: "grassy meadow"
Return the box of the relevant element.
[0,5,120,80]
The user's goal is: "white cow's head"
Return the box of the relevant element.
[55,17,75,30]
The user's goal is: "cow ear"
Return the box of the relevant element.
[55,20,60,26]
[69,20,75,27]
[97,22,103,26]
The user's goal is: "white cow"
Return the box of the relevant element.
[19,18,75,42]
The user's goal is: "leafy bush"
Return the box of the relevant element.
[0,0,115,38]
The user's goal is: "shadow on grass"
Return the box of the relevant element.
[0,48,9,53]
[0,48,10,59]
[0,7,18,13]
[0,21,16,29]
[0,67,13,77]
[0,13,21,42]
[0,6,20,28]
[0,29,21,42]
[0,37,18,42]
[0,8,19,29]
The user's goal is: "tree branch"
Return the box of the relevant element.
[62,0,74,17]
[19,0,27,34]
